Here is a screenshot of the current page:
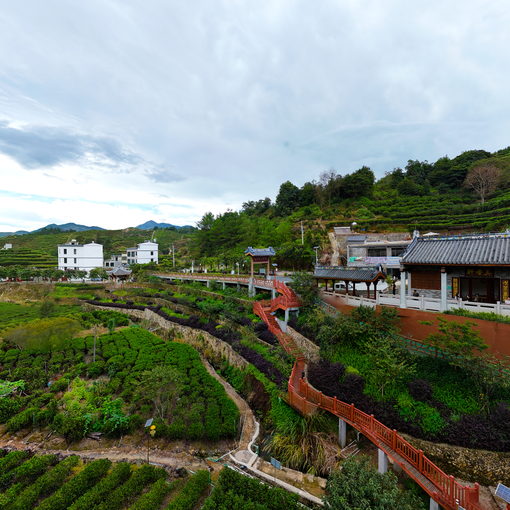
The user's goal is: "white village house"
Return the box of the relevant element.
[58,239,158,274]
[126,241,158,265]
[57,240,103,274]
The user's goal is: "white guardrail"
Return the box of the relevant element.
[322,291,510,316]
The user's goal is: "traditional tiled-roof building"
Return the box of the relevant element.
[401,233,510,304]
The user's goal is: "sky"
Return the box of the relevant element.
[1,0,510,232]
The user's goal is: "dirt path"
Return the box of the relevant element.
[0,436,215,472]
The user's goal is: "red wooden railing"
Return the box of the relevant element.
[156,273,482,510]
[158,272,276,290]
[253,280,482,510]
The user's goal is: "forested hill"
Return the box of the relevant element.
[194,146,510,269]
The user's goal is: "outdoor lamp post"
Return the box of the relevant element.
[236,262,239,275]
[147,424,156,463]
[272,263,278,276]
[313,246,320,266]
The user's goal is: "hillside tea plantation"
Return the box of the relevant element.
[0,449,213,510]
[0,302,80,335]
[0,328,239,442]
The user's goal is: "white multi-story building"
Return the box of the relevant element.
[57,240,103,274]
[126,241,158,265]
[104,253,128,269]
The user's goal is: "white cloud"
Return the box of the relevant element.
[0,0,510,231]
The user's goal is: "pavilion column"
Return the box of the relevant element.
[338,418,347,448]
[440,267,448,312]
[373,281,378,299]
[352,282,356,296]
[400,271,407,308]
[344,281,349,295]
[429,498,439,510]
[366,282,371,299]
[377,449,388,474]
[266,260,270,279]
[407,272,413,297]
[250,258,254,279]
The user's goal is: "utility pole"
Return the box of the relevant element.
[301,221,304,245]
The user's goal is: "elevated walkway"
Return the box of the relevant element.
[156,273,482,510]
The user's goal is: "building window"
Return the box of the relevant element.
[151,251,153,255]
[74,258,77,263]
[63,258,67,263]
[367,248,386,257]
[73,249,77,254]
[391,247,405,257]
[63,248,67,254]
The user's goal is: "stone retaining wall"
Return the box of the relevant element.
[88,304,248,369]
[287,326,320,362]
[405,435,510,486]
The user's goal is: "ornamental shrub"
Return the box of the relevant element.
[6,407,39,432]
[0,398,23,423]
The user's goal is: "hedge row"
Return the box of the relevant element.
[11,455,80,510]
[202,467,299,510]
[128,478,176,510]
[166,470,210,510]
[36,458,112,510]
[0,454,57,508]
[68,462,132,510]
[96,465,167,510]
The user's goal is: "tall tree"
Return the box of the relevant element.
[464,163,501,205]
[275,181,301,216]
[341,166,375,198]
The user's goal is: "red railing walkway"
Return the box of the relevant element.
[252,280,482,510]
[157,273,482,510]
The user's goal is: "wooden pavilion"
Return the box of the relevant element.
[107,266,132,282]
[314,266,386,298]
[244,247,276,279]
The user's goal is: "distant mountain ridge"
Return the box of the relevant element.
[0,230,29,238]
[0,220,193,237]
[134,220,192,230]
[34,223,105,233]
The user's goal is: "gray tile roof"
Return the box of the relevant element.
[107,267,132,276]
[347,235,367,243]
[402,234,510,265]
[244,246,276,257]
[314,266,385,281]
